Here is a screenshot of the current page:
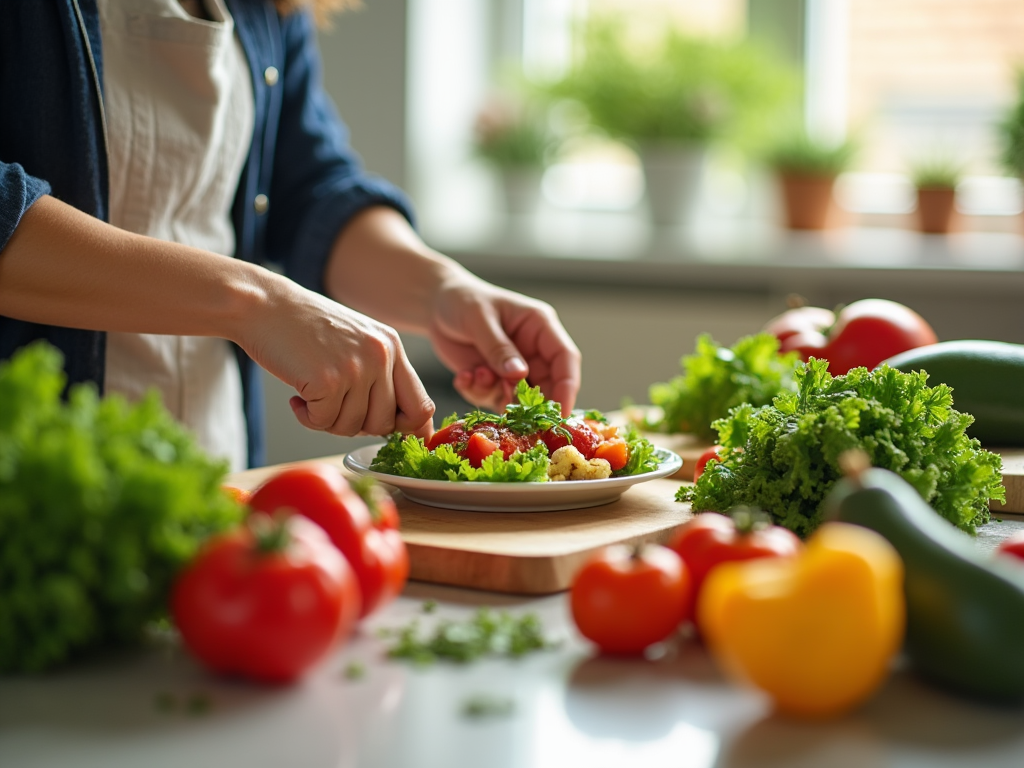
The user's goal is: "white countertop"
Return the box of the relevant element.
[5,570,1024,768]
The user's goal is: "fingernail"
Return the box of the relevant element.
[503,357,526,374]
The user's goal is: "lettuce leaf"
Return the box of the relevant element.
[370,433,550,482]
[648,333,800,442]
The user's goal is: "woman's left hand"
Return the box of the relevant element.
[427,276,581,415]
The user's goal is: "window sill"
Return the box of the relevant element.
[423,208,1024,298]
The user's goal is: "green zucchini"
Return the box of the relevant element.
[827,463,1024,703]
[882,340,1024,446]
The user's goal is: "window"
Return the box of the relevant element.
[406,0,1024,242]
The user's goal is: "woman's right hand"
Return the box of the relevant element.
[240,273,435,439]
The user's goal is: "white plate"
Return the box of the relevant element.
[342,443,683,512]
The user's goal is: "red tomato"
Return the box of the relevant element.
[540,419,601,459]
[570,544,691,655]
[766,298,937,375]
[668,510,802,629]
[427,421,469,453]
[349,477,409,613]
[763,305,836,344]
[248,463,400,619]
[172,514,360,683]
[693,445,723,483]
[996,532,1024,562]
[350,475,400,531]
[465,431,501,468]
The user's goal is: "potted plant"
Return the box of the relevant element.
[767,131,857,230]
[473,93,553,216]
[910,157,962,234]
[547,18,795,227]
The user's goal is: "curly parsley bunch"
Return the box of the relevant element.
[679,359,1005,536]
[0,343,241,672]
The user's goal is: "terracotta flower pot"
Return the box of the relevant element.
[915,187,957,234]
[777,173,837,230]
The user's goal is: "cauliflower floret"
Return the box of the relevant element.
[547,445,613,481]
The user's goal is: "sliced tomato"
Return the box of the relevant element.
[466,431,501,468]
[540,419,601,459]
[427,421,469,452]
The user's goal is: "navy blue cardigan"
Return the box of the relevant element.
[0,0,414,467]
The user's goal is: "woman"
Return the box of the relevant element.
[0,0,580,469]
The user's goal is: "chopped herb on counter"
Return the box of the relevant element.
[461,694,516,719]
[154,692,177,713]
[422,600,438,614]
[383,609,553,665]
[186,693,212,716]
[343,661,366,680]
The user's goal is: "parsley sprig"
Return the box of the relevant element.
[464,380,570,438]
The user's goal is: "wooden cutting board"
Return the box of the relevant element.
[227,457,694,595]
[226,438,1024,595]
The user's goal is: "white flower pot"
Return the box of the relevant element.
[639,143,709,227]
[498,167,544,216]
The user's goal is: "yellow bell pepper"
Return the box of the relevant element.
[699,522,904,718]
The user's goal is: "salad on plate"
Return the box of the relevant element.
[369,381,661,483]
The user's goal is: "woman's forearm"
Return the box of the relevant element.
[323,206,470,334]
[0,195,436,437]
[0,195,270,342]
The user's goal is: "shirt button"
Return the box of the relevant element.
[264,66,279,86]
[253,194,269,215]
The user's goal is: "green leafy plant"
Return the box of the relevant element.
[767,129,858,177]
[647,333,800,443]
[678,359,1005,537]
[0,342,242,672]
[473,93,553,169]
[911,156,962,190]
[999,70,1024,178]
[545,16,796,150]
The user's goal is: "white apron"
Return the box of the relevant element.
[98,0,254,471]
